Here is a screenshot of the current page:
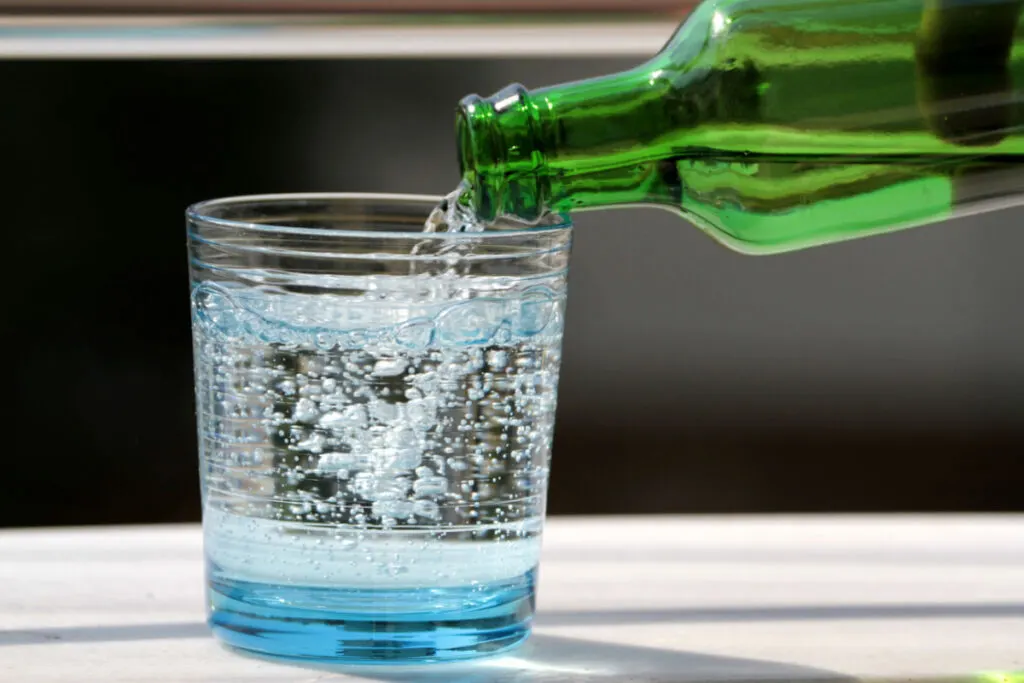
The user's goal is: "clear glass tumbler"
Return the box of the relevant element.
[186,194,572,664]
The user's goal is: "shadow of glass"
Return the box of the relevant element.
[3,623,850,682]
[290,634,854,683]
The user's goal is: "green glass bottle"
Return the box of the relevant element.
[456,0,1024,254]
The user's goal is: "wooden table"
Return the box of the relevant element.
[2,516,1022,682]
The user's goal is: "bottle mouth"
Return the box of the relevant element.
[457,85,549,224]
[456,93,500,222]
[455,96,478,179]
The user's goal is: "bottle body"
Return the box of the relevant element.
[457,0,1024,253]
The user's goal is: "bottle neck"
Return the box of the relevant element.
[457,65,668,223]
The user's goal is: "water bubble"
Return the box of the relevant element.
[318,451,371,472]
[351,472,376,499]
[405,397,438,430]
[276,379,297,396]
[299,383,323,397]
[295,432,327,453]
[395,319,434,350]
[370,401,400,423]
[386,562,409,577]
[376,447,421,471]
[372,358,408,377]
[288,501,313,516]
[334,536,358,551]
[352,472,411,502]
[464,349,486,373]
[372,500,414,520]
[413,475,448,497]
[447,457,470,472]
[293,398,318,423]
[386,427,418,450]
[413,499,441,520]
[486,349,509,370]
[320,404,368,432]
[318,410,356,432]
[192,286,248,340]
[516,290,555,335]
[437,300,503,345]
[314,331,338,350]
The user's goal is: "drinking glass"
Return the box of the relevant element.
[187,193,572,663]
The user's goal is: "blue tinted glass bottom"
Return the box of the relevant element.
[206,567,537,664]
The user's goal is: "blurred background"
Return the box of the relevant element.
[1,3,1022,528]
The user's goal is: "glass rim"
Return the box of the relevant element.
[186,192,573,240]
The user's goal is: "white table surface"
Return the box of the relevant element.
[2,515,1022,682]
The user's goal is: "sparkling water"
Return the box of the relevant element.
[423,183,480,233]
[192,259,566,661]
[424,182,562,234]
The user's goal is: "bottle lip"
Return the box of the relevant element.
[457,84,549,223]
[456,93,501,222]
[455,94,482,178]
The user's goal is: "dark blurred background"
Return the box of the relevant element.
[2,58,1021,528]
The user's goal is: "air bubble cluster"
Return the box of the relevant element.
[193,268,565,585]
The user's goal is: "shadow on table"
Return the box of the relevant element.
[302,634,854,683]
[0,623,854,682]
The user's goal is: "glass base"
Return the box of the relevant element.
[206,569,537,664]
